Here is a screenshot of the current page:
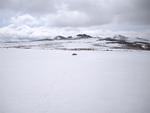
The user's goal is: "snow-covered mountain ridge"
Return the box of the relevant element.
[0,34,150,51]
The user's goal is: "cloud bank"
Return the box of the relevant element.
[0,0,150,39]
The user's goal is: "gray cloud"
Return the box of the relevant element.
[0,0,150,27]
[0,0,57,15]
[114,0,150,25]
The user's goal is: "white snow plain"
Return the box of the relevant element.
[0,48,150,113]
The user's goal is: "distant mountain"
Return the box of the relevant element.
[99,35,150,50]
[0,34,150,51]
[54,35,67,40]
[113,35,128,41]
[53,34,93,40]
[75,34,93,39]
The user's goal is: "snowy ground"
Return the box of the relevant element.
[0,48,150,113]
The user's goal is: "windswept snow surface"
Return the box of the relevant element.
[0,48,150,113]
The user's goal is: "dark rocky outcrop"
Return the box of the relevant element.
[76,34,92,39]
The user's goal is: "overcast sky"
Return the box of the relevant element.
[0,0,150,38]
